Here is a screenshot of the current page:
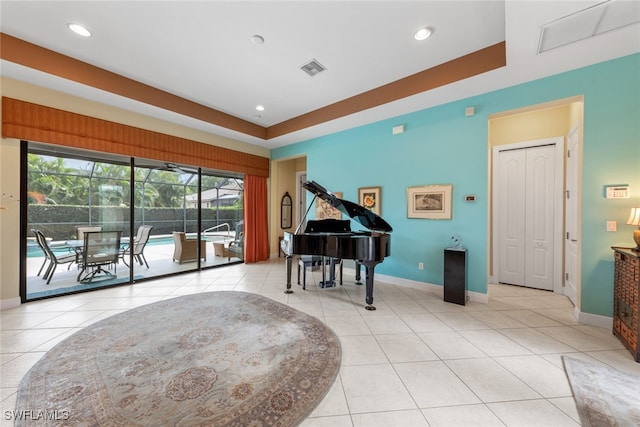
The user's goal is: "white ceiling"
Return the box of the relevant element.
[1,1,639,149]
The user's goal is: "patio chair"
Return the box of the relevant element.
[31,229,77,284]
[76,225,102,240]
[31,229,51,277]
[77,231,122,283]
[75,226,103,270]
[121,225,153,268]
[227,221,244,260]
[172,232,206,264]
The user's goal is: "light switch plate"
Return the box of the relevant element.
[607,221,617,232]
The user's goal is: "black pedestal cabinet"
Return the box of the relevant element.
[444,248,467,305]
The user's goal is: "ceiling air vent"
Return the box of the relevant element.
[300,59,326,77]
[538,0,640,53]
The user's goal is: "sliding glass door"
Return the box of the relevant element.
[200,175,244,263]
[26,148,131,299]
[24,143,244,301]
[131,161,201,278]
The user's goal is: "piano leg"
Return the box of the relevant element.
[320,256,327,288]
[363,262,377,311]
[354,261,363,285]
[284,255,294,294]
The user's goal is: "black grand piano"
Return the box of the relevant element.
[280,181,392,310]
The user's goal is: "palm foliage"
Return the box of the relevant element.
[27,154,241,208]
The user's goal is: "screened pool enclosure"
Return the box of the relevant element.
[25,143,244,300]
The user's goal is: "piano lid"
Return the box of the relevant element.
[303,181,393,232]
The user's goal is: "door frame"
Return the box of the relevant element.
[564,125,580,305]
[491,137,565,294]
[295,171,307,230]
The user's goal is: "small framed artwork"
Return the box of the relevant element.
[358,186,381,215]
[315,192,342,219]
[407,184,452,219]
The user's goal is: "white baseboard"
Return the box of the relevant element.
[1,297,21,310]
[359,268,615,322]
[343,267,489,304]
[371,270,442,294]
[468,290,490,304]
[575,306,612,330]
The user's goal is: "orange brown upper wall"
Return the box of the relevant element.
[1,33,506,141]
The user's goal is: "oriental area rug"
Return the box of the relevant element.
[562,356,640,427]
[16,291,341,426]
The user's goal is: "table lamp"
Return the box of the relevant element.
[627,207,640,251]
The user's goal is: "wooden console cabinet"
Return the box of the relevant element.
[612,247,640,362]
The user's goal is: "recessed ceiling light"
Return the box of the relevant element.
[251,34,264,45]
[256,105,265,112]
[68,23,92,37]
[414,27,432,41]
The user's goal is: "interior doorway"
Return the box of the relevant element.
[489,97,583,301]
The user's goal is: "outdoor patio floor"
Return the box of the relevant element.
[26,236,243,299]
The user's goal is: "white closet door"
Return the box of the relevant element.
[524,145,555,290]
[496,144,556,290]
[497,149,526,285]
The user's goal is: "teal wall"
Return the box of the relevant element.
[272,53,640,317]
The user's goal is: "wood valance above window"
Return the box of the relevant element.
[2,97,270,177]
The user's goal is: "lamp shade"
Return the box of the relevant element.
[627,207,640,226]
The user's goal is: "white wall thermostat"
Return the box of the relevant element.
[605,185,630,199]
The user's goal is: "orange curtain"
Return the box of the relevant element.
[243,175,269,263]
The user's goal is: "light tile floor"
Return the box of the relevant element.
[2,258,639,426]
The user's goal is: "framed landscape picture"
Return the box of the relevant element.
[407,184,452,219]
[358,186,381,215]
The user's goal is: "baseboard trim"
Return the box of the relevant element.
[1,297,21,310]
[575,307,612,330]
[343,268,489,304]
[274,260,603,319]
